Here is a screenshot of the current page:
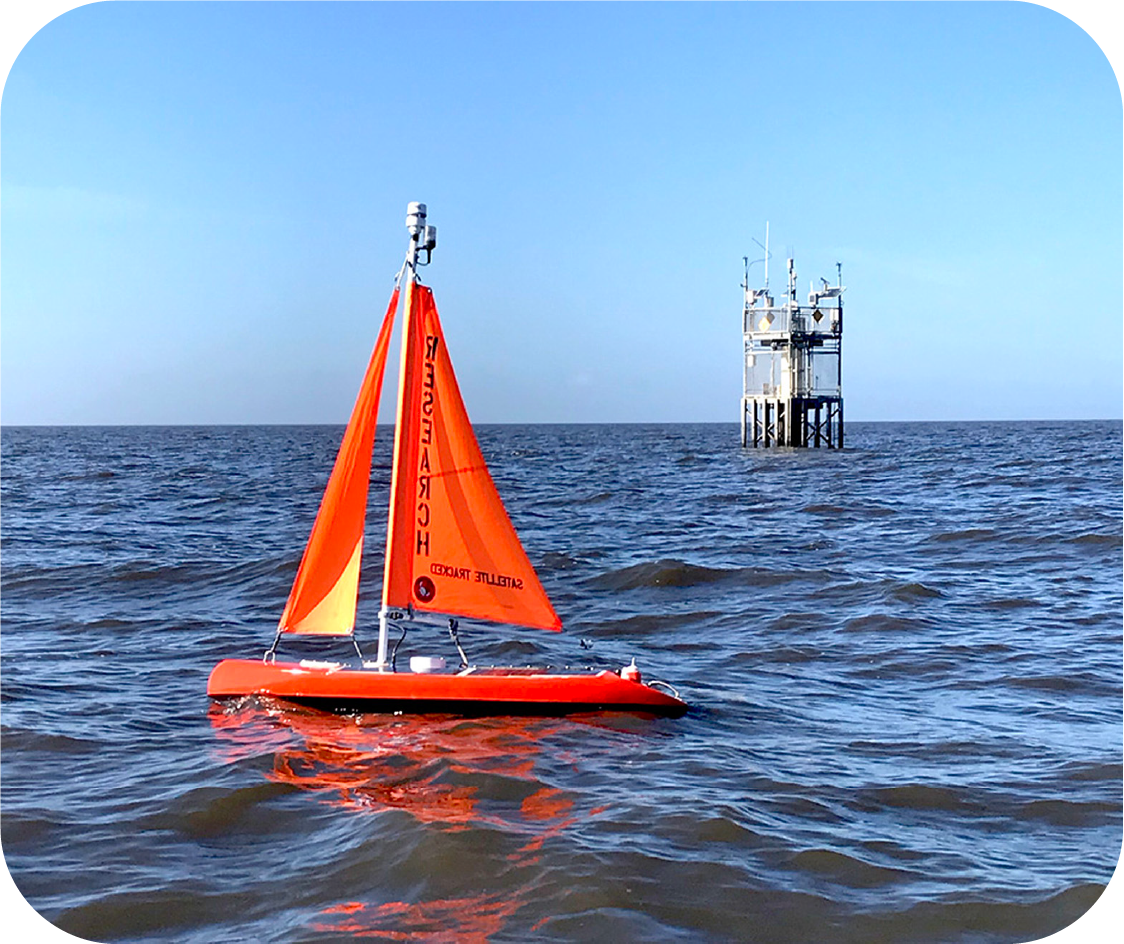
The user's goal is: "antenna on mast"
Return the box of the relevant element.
[748,222,772,293]
[405,202,437,271]
[764,221,769,290]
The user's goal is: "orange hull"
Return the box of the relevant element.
[208,659,687,717]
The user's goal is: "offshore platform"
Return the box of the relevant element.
[740,226,844,448]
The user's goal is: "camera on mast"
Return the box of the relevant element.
[406,202,427,236]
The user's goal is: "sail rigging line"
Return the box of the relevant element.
[448,619,469,669]
[390,621,409,672]
[264,625,367,665]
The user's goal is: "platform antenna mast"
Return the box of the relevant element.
[763,221,769,291]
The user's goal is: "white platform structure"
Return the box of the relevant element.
[741,228,844,448]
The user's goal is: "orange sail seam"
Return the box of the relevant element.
[427,463,488,480]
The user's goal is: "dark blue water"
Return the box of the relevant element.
[2,422,1120,942]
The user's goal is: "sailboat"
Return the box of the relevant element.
[208,203,686,716]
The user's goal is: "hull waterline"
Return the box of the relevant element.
[208,659,687,717]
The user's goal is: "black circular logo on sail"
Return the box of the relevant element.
[413,576,436,603]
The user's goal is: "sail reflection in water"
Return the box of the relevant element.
[208,699,613,937]
[313,896,520,942]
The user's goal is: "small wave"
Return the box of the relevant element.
[858,839,926,862]
[591,559,734,590]
[485,639,543,660]
[730,645,824,665]
[58,469,116,482]
[1,726,101,754]
[150,782,300,841]
[1016,798,1119,828]
[802,503,846,515]
[981,597,1041,610]
[55,617,136,632]
[692,816,768,848]
[1010,675,1075,692]
[1,809,60,845]
[789,848,917,888]
[887,581,942,602]
[802,503,894,517]
[585,610,723,637]
[767,611,828,632]
[540,551,583,571]
[991,474,1036,488]
[1068,532,1123,547]
[591,559,831,591]
[107,558,291,588]
[575,491,615,505]
[850,657,958,679]
[704,493,747,505]
[864,783,970,812]
[776,796,847,824]
[56,888,232,940]
[111,562,208,583]
[848,739,1019,760]
[843,614,933,633]
[1061,761,1122,783]
[1008,673,1116,696]
[0,562,105,595]
[184,494,239,509]
[849,883,1104,942]
[928,528,999,543]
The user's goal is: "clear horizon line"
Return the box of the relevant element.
[2,418,1122,429]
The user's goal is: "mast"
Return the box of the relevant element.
[375,202,436,669]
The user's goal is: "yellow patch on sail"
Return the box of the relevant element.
[286,539,364,636]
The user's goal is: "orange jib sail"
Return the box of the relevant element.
[278,289,399,635]
[383,285,561,631]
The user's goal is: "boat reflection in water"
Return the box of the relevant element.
[314,896,520,941]
[208,697,624,939]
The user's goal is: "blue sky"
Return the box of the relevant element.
[2,1,1120,424]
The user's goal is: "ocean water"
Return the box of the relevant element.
[1,421,1120,943]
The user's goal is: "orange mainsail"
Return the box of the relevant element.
[278,289,399,635]
[383,285,561,631]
